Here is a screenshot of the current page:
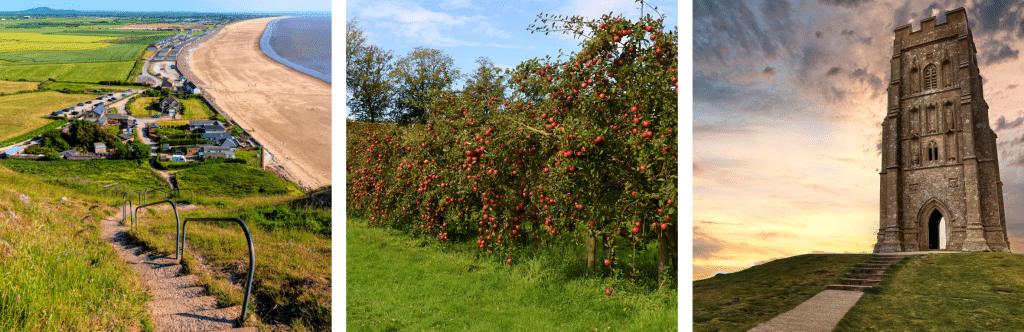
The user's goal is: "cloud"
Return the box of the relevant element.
[985,44,1020,65]
[826,67,842,76]
[995,116,1024,131]
[818,0,873,7]
[860,37,872,45]
[763,66,779,77]
[694,226,727,259]
[841,29,856,36]
[439,0,482,10]
[354,0,512,47]
[972,0,1022,34]
[816,31,824,38]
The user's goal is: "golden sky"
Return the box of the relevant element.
[693,0,1024,280]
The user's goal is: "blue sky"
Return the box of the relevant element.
[344,0,679,118]
[0,0,331,12]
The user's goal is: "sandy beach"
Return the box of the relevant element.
[186,17,330,190]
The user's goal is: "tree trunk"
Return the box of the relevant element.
[586,234,597,272]
[658,229,671,288]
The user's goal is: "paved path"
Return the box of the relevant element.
[748,290,862,332]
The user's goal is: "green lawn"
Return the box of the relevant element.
[837,253,1024,331]
[693,253,874,332]
[41,81,138,93]
[180,98,215,120]
[0,79,39,94]
[347,216,677,331]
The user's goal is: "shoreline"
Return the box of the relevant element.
[259,17,332,84]
[183,17,331,190]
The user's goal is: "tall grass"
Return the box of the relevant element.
[0,165,152,331]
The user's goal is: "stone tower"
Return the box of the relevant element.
[874,8,1010,253]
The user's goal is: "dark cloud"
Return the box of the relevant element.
[694,0,780,64]
[841,29,856,36]
[893,1,913,31]
[693,163,701,176]
[799,45,824,79]
[850,68,886,92]
[826,67,842,76]
[816,31,824,38]
[763,66,779,77]
[1019,17,1024,38]
[823,85,847,102]
[860,37,872,45]
[972,0,1022,34]
[818,0,872,7]
[985,44,1020,65]
[1010,84,1019,89]
[761,0,796,57]
[995,116,1024,131]
[920,3,944,23]
[694,227,727,259]
[693,72,741,102]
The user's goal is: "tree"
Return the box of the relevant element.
[462,57,509,117]
[390,47,460,124]
[347,18,395,123]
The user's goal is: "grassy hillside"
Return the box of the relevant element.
[693,254,874,332]
[0,163,151,331]
[837,252,1024,331]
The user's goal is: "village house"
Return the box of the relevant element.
[160,96,181,118]
[189,120,226,133]
[94,142,107,154]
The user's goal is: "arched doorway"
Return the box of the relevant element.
[928,210,946,250]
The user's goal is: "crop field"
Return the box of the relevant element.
[0,43,145,64]
[0,79,39,93]
[41,81,138,93]
[0,32,115,54]
[0,62,134,83]
[0,91,97,142]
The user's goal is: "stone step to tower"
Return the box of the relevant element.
[826,254,918,292]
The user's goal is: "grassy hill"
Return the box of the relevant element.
[695,252,1024,332]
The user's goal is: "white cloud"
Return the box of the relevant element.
[439,0,483,10]
[353,0,512,47]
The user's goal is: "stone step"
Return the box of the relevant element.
[135,264,185,280]
[213,328,259,332]
[847,273,884,280]
[851,267,886,275]
[827,284,873,291]
[841,278,882,286]
[149,274,201,290]
[153,305,242,332]
[857,263,894,269]
[153,286,206,301]
[148,295,219,316]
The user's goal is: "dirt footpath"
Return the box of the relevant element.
[187,17,331,190]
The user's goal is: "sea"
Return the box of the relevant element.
[259,16,331,84]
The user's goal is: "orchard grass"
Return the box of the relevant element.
[0,164,152,331]
[693,253,873,332]
[0,91,99,142]
[836,253,1024,331]
[346,216,676,331]
[129,194,330,331]
[0,80,39,94]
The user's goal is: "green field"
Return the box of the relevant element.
[41,81,138,93]
[0,79,38,93]
[0,159,169,190]
[0,91,98,142]
[128,96,158,117]
[0,62,134,83]
[176,163,302,197]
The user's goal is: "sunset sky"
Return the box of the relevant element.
[693,0,1024,280]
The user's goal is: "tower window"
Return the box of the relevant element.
[924,64,938,90]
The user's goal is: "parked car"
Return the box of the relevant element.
[77,103,84,106]
[71,111,79,115]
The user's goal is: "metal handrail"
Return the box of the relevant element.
[149,188,176,201]
[181,218,255,324]
[133,200,181,259]
[174,188,196,204]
